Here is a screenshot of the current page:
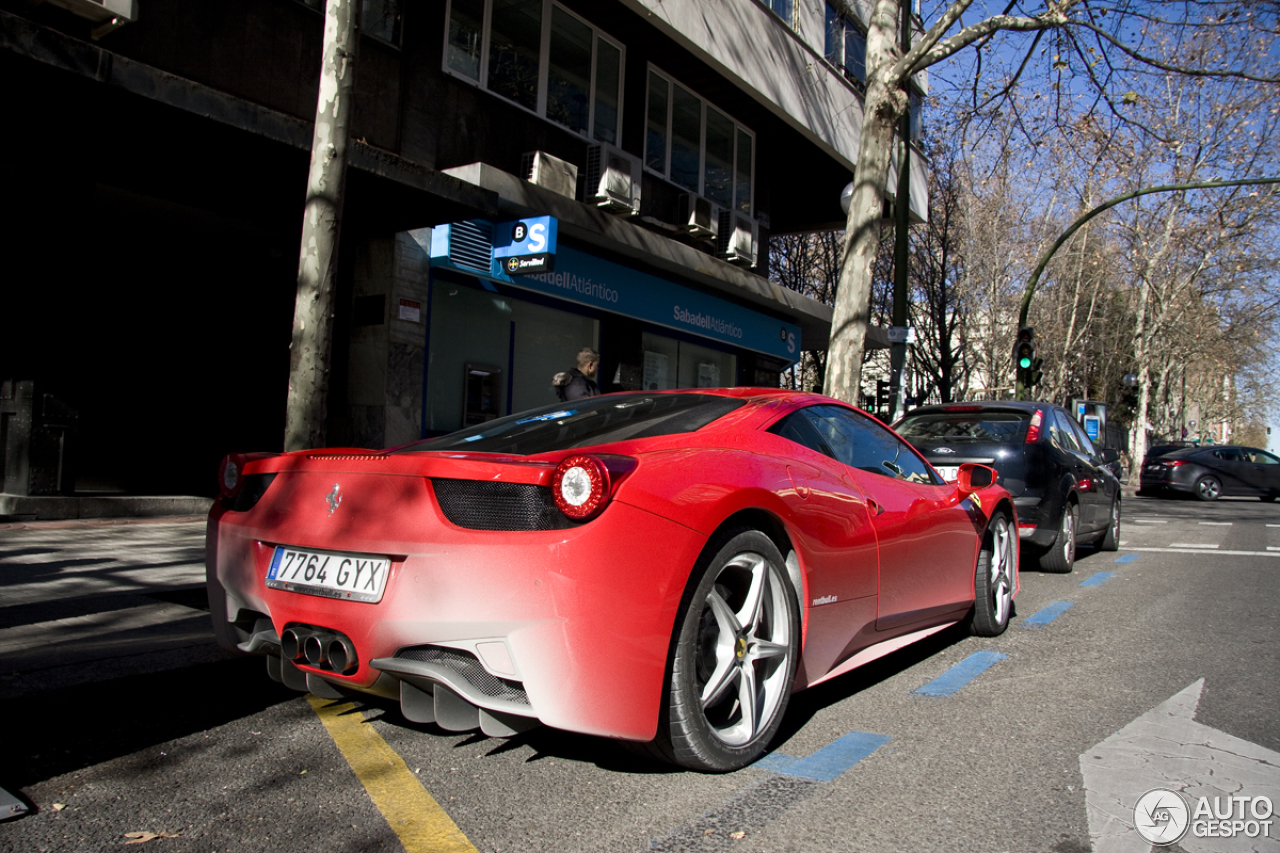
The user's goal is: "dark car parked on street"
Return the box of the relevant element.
[1140,442,1194,470]
[1139,445,1280,501]
[895,402,1123,574]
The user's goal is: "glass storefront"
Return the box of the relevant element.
[416,225,796,437]
[425,277,597,434]
[640,332,736,390]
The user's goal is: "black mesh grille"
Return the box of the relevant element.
[397,646,529,705]
[431,478,574,531]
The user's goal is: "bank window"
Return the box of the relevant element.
[641,332,736,390]
[444,0,624,144]
[645,68,755,214]
[824,3,866,84]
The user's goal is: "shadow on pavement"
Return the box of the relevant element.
[4,656,297,790]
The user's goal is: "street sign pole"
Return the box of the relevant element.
[888,0,912,422]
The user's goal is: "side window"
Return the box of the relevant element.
[1050,411,1083,453]
[1064,415,1097,456]
[801,405,938,484]
[768,411,833,457]
[1252,451,1279,465]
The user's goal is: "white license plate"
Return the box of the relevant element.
[266,547,391,603]
[935,466,959,482]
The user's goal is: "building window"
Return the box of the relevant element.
[645,70,668,174]
[825,3,866,84]
[362,0,402,44]
[301,0,402,46]
[909,90,924,142]
[443,0,624,144]
[768,0,794,27]
[645,68,755,214]
[488,0,542,111]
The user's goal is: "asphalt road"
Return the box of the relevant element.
[2,494,1278,853]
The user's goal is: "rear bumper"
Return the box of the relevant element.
[1013,495,1057,547]
[1139,474,1192,494]
[207,493,707,742]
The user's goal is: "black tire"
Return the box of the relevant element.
[1195,476,1221,501]
[969,513,1016,637]
[1098,499,1121,552]
[653,529,800,772]
[1039,502,1078,573]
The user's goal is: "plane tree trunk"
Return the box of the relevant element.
[284,0,359,451]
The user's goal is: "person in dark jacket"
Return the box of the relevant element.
[553,348,600,401]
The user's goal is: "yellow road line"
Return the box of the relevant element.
[308,695,480,853]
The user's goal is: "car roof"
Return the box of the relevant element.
[900,401,1056,417]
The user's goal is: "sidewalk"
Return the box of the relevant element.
[0,516,231,699]
[0,493,212,523]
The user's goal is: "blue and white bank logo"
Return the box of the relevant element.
[1134,788,1191,846]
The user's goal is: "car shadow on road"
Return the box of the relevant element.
[3,656,298,791]
[771,622,974,749]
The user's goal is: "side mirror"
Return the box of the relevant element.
[1099,448,1120,464]
[956,463,997,493]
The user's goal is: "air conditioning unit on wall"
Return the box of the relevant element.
[45,0,137,36]
[584,143,641,215]
[521,151,579,200]
[717,209,758,268]
[677,194,721,242]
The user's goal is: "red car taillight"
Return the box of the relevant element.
[552,455,612,521]
[218,452,277,501]
[1025,409,1044,443]
[1162,460,1187,468]
[219,453,247,499]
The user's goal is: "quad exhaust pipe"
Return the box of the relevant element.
[280,625,358,675]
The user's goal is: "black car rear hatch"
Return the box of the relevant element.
[895,405,1033,494]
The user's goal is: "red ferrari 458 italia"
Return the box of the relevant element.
[207,389,1018,771]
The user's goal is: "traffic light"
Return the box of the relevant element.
[1014,327,1036,389]
[876,380,890,414]
[1030,357,1044,388]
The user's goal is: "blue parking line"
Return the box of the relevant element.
[1080,572,1115,587]
[755,731,891,782]
[1024,600,1074,627]
[913,650,1007,697]
[753,752,800,774]
[1115,554,1140,563]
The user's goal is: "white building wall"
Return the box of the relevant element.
[619,0,864,168]
[621,0,927,220]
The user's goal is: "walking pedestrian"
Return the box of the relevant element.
[553,347,600,401]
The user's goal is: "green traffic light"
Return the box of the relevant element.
[1019,356,1032,368]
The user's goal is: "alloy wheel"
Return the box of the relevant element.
[987,516,1015,626]
[693,551,794,747]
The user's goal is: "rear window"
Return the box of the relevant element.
[395,393,744,456]
[895,410,1029,444]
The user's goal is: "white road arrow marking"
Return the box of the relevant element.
[1082,680,1280,853]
